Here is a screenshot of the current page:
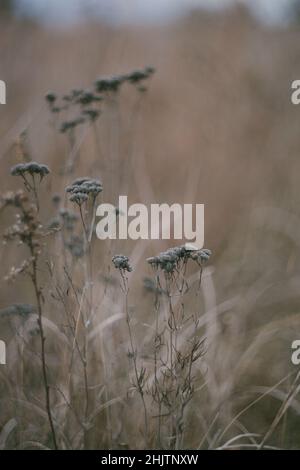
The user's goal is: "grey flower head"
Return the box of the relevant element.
[66,177,103,200]
[10,162,50,180]
[77,90,102,106]
[0,303,36,319]
[112,254,133,272]
[147,245,212,274]
[69,192,88,206]
[82,109,100,122]
[60,117,85,134]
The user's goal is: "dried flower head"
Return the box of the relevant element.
[69,192,88,206]
[60,117,85,134]
[52,193,61,207]
[112,254,133,273]
[0,303,36,319]
[147,245,211,275]
[76,90,102,106]
[10,162,50,180]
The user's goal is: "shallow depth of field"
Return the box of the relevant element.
[1,3,300,450]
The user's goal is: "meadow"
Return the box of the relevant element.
[0,7,300,449]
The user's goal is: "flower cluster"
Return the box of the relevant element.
[0,303,36,318]
[0,190,27,210]
[10,162,50,180]
[147,245,212,274]
[94,66,155,94]
[112,255,133,273]
[60,117,85,134]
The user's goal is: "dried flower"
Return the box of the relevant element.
[59,208,78,231]
[69,192,88,206]
[65,235,85,259]
[112,254,133,272]
[0,303,36,318]
[94,76,125,93]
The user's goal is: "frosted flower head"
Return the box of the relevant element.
[66,177,103,200]
[112,254,133,273]
[45,92,56,104]
[69,192,88,206]
[10,162,50,180]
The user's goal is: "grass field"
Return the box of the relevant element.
[1,7,300,449]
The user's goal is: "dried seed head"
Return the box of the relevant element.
[66,235,85,258]
[59,208,78,231]
[147,244,212,274]
[69,192,88,206]
[66,177,103,200]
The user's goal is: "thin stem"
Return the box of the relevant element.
[31,252,58,449]
[121,271,149,446]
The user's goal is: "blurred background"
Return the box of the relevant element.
[1,0,300,449]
